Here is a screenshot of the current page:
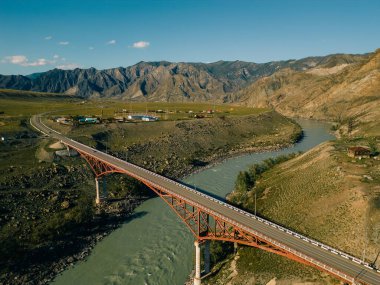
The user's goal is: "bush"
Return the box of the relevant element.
[330,124,339,131]
[231,152,301,204]
[31,192,94,243]
[210,241,234,266]
[0,225,24,265]
[235,171,254,193]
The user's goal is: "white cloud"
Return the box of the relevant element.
[27,58,50,66]
[132,41,150,48]
[89,46,95,50]
[3,55,58,67]
[106,40,116,45]
[2,54,63,67]
[56,63,81,70]
[59,41,69,45]
[6,55,28,65]
[45,36,53,40]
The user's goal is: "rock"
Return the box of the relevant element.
[61,201,70,209]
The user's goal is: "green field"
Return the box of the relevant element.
[0,89,267,133]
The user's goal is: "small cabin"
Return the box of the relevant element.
[347,146,371,158]
[127,115,158,122]
[78,117,99,124]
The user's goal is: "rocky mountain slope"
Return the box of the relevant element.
[234,49,380,123]
[0,53,370,101]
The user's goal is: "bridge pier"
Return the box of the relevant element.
[204,240,210,274]
[95,176,107,205]
[194,240,201,285]
[95,177,101,204]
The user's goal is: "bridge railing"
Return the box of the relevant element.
[89,141,377,272]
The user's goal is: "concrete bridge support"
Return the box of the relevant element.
[95,177,107,205]
[194,240,201,285]
[95,177,101,204]
[204,240,210,274]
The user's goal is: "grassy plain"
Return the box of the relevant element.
[0,88,267,133]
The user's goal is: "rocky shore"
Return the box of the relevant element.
[58,147,300,285]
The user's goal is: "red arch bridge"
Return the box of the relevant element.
[31,115,380,285]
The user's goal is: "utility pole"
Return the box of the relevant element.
[372,251,380,268]
[255,191,257,216]
[362,227,368,263]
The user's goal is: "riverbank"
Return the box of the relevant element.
[204,134,380,284]
[50,119,333,285]
[0,110,302,285]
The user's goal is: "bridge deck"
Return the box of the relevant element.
[31,115,380,285]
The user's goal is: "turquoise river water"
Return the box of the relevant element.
[52,119,334,285]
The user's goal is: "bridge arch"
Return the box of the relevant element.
[69,144,361,285]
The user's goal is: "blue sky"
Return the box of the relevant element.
[1,0,379,75]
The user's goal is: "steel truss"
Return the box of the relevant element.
[75,149,124,177]
[71,146,363,285]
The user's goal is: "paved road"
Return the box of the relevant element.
[31,115,380,285]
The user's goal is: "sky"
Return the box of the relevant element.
[0,0,379,75]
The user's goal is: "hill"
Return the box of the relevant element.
[206,138,380,284]
[234,49,380,126]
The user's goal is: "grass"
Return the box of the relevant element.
[0,88,68,98]
[0,89,268,134]
[50,102,268,121]
[41,110,301,179]
[206,135,380,284]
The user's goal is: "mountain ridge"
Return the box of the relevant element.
[233,48,380,124]
[0,51,371,100]
[1,49,378,126]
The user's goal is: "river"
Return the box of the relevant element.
[52,119,334,285]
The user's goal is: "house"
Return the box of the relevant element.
[114,116,125,122]
[347,146,371,158]
[78,117,99,124]
[127,115,158,122]
[56,117,72,125]
[141,116,158,122]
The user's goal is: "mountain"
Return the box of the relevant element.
[0,52,370,101]
[25,72,44,80]
[233,49,380,124]
[1,50,378,126]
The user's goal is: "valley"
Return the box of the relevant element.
[0,48,379,285]
[0,94,301,284]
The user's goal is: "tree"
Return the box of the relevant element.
[235,171,253,193]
